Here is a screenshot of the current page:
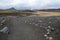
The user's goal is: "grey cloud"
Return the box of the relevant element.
[0,0,60,9]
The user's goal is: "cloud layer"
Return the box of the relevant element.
[0,0,60,9]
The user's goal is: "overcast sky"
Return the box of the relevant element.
[0,0,60,10]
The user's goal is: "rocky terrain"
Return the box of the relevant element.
[0,15,60,40]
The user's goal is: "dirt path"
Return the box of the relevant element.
[7,16,45,40]
[7,16,60,40]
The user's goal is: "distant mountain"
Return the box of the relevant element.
[39,8,60,12]
[7,7,16,10]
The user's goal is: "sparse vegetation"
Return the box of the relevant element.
[0,10,60,16]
